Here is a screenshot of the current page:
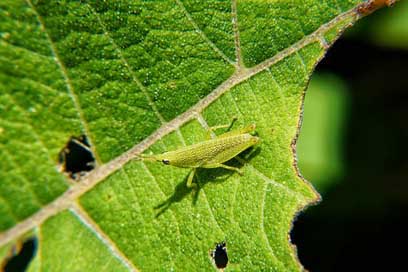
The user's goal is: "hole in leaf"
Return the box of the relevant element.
[211,241,228,269]
[58,135,96,179]
[2,237,37,272]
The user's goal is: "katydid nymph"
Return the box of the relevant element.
[139,122,260,188]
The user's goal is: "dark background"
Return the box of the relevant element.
[292,3,408,271]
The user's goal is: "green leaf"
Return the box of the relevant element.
[0,0,369,270]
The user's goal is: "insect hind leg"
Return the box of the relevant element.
[217,123,256,139]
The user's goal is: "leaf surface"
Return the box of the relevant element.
[0,0,366,270]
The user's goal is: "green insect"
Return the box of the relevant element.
[140,121,260,188]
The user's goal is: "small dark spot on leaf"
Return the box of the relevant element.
[58,135,96,179]
[2,237,37,272]
[211,241,228,269]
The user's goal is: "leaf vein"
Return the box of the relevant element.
[0,189,19,223]
[0,40,53,60]
[174,0,235,66]
[24,0,102,164]
[139,162,182,250]
[260,182,280,263]
[231,0,243,68]
[84,3,166,124]
[1,147,44,210]
[69,204,138,271]
[4,93,68,188]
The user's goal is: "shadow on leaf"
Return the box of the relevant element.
[153,168,231,218]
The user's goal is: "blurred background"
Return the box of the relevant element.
[292,2,408,271]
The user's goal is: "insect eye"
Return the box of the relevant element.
[162,159,170,165]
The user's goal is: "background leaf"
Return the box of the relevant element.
[0,0,370,271]
[297,73,349,192]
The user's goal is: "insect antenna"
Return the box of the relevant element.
[136,154,157,162]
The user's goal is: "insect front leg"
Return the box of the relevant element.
[186,168,197,188]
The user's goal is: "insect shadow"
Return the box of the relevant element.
[153,146,261,218]
[153,168,233,218]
